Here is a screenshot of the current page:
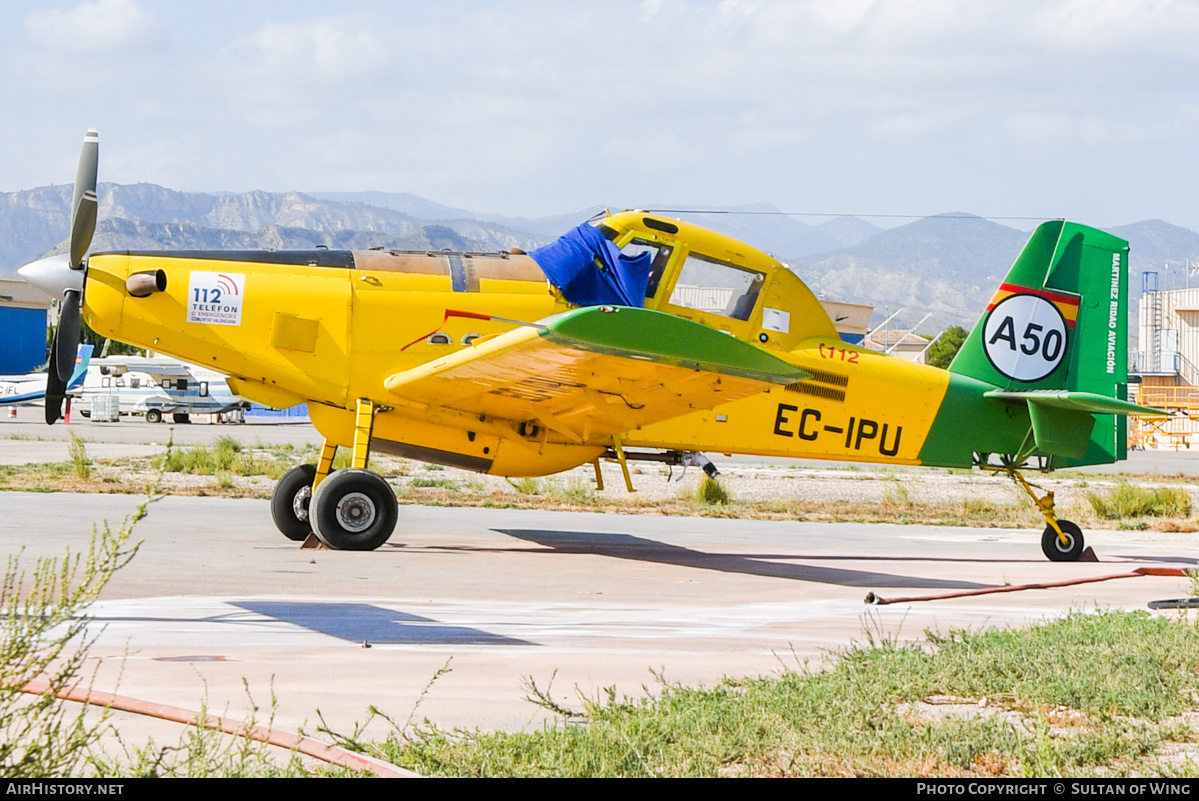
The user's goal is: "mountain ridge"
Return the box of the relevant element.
[4,182,1196,332]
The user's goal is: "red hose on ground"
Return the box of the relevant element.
[20,680,419,778]
[864,566,1190,606]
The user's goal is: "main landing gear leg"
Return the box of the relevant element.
[992,466,1086,562]
[351,397,374,470]
[314,440,337,488]
[269,401,398,551]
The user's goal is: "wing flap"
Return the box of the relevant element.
[385,306,807,440]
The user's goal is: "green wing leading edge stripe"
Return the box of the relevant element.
[539,306,809,385]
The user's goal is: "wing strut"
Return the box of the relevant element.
[610,435,635,493]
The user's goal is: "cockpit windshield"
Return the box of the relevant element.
[619,239,674,299]
[668,254,765,321]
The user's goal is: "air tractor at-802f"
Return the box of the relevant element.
[19,130,1155,560]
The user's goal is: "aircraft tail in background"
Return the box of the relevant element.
[0,344,94,406]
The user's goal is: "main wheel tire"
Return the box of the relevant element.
[1042,520,1085,562]
[145,409,162,424]
[310,468,397,551]
[271,464,317,542]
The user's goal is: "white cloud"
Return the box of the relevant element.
[228,18,389,83]
[1031,0,1199,55]
[25,0,161,53]
[7,0,1199,223]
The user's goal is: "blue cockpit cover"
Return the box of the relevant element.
[529,223,651,307]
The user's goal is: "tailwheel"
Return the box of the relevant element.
[989,464,1089,562]
[310,468,397,551]
[1041,520,1085,562]
[271,463,316,542]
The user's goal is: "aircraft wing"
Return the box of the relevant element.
[0,387,53,406]
[384,306,808,442]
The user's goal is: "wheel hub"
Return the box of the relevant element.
[292,486,311,522]
[1052,533,1075,553]
[335,492,376,533]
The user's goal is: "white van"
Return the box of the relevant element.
[81,358,249,423]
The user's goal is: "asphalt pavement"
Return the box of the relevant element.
[4,490,1197,743]
[5,402,1199,754]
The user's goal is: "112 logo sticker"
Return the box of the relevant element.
[187,272,245,326]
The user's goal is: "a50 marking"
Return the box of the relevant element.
[988,317,1063,361]
[982,294,1068,382]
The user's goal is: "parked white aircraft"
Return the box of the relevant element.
[0,345,93,406]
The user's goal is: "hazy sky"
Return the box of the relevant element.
[2,0,1198,228]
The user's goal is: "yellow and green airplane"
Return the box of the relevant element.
[20,130,1151,561]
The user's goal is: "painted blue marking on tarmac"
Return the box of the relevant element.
[234,601,534,646]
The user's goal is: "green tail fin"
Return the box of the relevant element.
[949,220,1130,465]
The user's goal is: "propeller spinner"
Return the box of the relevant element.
[17,129,98,424]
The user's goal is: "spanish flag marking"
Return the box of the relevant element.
[986,283,1080,328]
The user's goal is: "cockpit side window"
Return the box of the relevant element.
[668,254,765,322]
[619,239,674,298]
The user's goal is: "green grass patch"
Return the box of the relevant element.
[332,449,353,471]
[410,477,459,490]
[509,477,543,495]
[546,479,596,505]
[369,611,1199,777]
[154,432,293,479]
[882,478,912,508]
[1086,479,1192,519]
[695,477,730,505]
[67,433,91,480]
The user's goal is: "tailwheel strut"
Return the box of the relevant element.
[986,465,1086,562]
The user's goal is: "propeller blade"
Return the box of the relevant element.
[55,290,82,383]
[45,340,67,425]
[68,129,99,270]
[69,191,97,269]
[38,128,97,427]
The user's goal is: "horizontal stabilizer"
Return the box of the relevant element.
[984,389,1163,417]
[985,389,1163,460]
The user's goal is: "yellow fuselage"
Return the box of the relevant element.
[83,212,963,476]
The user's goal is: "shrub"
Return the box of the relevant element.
[509,478,543,495]
[1086,479,1192,519]
[67,433,91,480]
[695,477,730,505]
[0,506,141,776]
